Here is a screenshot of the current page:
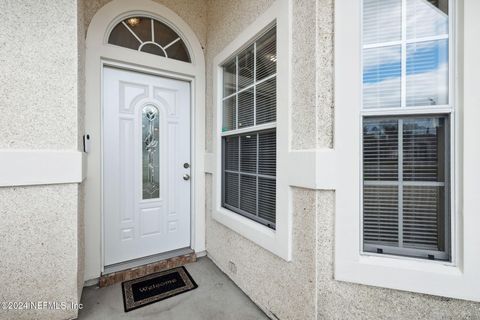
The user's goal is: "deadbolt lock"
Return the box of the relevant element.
[183,163,190,169]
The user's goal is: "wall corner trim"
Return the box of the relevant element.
[206,149,337,190]
[0,150,84,187]
[287,149,336,190]
[204,152,215,174]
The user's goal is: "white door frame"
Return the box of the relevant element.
[84,0,205,281]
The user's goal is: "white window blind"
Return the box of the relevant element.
[221,26,277,229]
[361,0,452,261]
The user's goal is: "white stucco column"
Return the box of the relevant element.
[0,1,85,319]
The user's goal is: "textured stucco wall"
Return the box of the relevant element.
[204,1,318,319]
[206,178,318,320]
[0,1,84,319]
[0,1,80,150]
[290,0,334,150]
[0,185,82,320]
[205,1,480,320]
[315,1,480,319]
[316,191,480,319]
[3,0,476,319]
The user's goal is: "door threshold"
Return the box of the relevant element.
[104,248,194,274]
[99,248,196,287]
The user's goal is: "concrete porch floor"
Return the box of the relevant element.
[78,257,269,320]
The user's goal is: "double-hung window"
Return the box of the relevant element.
[220,26,277,229]
[361,0,452,260]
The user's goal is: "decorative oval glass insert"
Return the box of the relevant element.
[108,16,191,62]
[142,105,160,199]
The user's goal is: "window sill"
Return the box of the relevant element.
[334,252,474,300]
[212,206,285,254]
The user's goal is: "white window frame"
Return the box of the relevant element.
[335,0,480,301]
[212,0,292,260]
[220,32,278,229]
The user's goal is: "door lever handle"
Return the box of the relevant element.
[183,174,190,181]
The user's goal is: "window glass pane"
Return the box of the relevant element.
[363,46,401,109]
[224,172,239,208]
[108,17,191,62]
[124,17,151,42]
[238,88,254,128]
[223,59,237,97]
[406,0,448,39]
[222,96,236,132]
[238,45,255,89]
[221,130,276,229]
[240,175,257,214]
[224,136,239,171]
[363,185,399,246]
[363,119,399,181]
[142,106,160,199]
[403,185,445,251]
[362,116,450,260]
[361,0,451,260]
[256,77,276,124]
[406,40,448,107]
[403,117,446,181]
[258,178,276,224]
[108,23,140,50]
[220,25,277,229]
[240,134,257,173]
[140,43,165,56]
[363,0,401,45]
[258,131,276,176]
[165,40,191,62]
[153,20,179,46]
[256,27,277,80]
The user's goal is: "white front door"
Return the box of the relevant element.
[103,67,191,266]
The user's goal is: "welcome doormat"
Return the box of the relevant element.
[122,266,198,312]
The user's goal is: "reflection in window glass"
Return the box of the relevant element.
[256,27,277,80]
[406,0,448,39]
[238,89,254,128]
[363,0,402,45]
[142,105,160,199]
[363,46,402,108]
[362,0,449,109]
[222,96,236,132]
[238,45,255,90]
[256,77,277,124]
[406,40,448,106]
[223,59,236,97]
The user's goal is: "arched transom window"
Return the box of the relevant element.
[108,16,191,62]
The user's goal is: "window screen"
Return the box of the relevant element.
[361,0,451,261]
[221,26,277,229]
